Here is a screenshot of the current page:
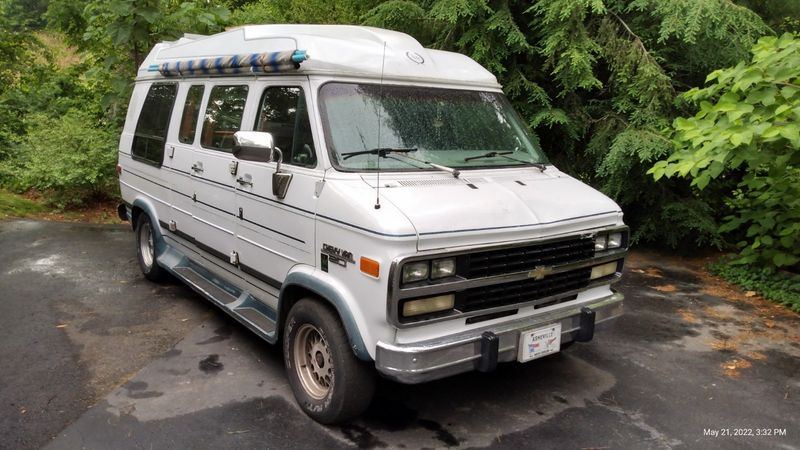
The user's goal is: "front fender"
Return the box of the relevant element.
[280,266,372,361]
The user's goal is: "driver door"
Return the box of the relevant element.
[234,80,320,291]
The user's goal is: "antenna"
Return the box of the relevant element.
[375,41,387,210]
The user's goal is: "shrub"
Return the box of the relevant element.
[4,109,118,208]
[710,257,800,313]
[650,34,800,270]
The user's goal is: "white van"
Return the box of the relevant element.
[118,25,628,424]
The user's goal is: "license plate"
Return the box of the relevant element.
[518,323,562,362]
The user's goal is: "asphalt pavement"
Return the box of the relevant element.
[0,220,797,449]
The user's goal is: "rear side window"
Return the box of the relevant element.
[132,83,178,165]
[178,85,204,144]
[201,85,248,151]
[255,87,316,167]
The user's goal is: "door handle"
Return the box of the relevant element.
[236,175,253,187]
[191,162,204,173]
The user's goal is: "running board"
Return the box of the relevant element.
[173,266,239,305]
[158,246,278,342]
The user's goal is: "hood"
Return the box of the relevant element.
[362,168,624,251]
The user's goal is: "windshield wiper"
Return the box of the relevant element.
[341,147,461,178]
[394,153,461,178]
[464,151,547,171]
[341,147,417,160]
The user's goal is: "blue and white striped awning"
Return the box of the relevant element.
[149,49,308,76]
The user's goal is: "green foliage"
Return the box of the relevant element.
[651,34,800,268]
[230,0,378,26]
[1,110,119,208]
[48,0,230,119]
[710,257,800,312]
[362,1,431,42]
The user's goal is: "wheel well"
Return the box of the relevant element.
[277,283,370,361]
[130,206,144,230]
[278,284,322,337]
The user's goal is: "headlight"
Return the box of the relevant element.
[607,232,623,249]
[595,230,626,251]
[431,257,456,279]
[402,261,429,283]
[594,234,608,251]
[402,294,455,317]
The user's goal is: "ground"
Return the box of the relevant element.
[0,220,797,450]
[0,190,124,223]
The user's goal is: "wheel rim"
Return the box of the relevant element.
[139,220,155,270]
[293,323,333,400]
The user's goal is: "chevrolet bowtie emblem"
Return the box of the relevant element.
[528,266,552,280]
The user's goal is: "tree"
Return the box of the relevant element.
[360,0,772,248]
[650,34,800,268]
[47,0,231,120]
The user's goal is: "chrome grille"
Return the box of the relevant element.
[456,267,592,312]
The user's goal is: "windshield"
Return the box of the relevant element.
[318,83,548,171]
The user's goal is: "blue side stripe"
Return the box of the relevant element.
[231,55,239,74]
[269,52,279,72]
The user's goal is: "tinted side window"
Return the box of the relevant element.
[255,87,316,167]
[132,83,178,165]
[201,85,248,151]
[178,85,204,144]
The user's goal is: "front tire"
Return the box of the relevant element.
[135,213,167,282]
[283,298,375,424]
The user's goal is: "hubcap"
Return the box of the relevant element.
[293,324,332,400]
[139,221,154,270]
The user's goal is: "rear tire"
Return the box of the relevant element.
[283,298,375,424]
[135,213,167,282]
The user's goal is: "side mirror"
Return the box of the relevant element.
[272,148,293,199]
[233,131,274,162]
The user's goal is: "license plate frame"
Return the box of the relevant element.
[518,323,562,362]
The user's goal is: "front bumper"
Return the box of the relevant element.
[375,291,623,384]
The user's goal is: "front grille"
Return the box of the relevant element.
[465,237,594,278]
[456,267,591,312]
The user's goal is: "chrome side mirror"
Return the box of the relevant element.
[233,131,274,162]
[272,148,293,199]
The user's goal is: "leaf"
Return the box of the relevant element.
[694,174,710,190]
[773,252,791,267]
[774,104,791,115]
[108,0,132,16]
[779,124,800,143]
[745,86,777,105]
[136,7,160,24]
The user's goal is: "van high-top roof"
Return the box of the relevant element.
[137,24,500,88]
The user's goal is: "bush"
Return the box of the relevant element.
[3,109,118,208]
[710,257,800,313]
[650,34,800,270]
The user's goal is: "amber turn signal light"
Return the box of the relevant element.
[360,257,380,278]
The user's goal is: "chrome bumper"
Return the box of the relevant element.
[375,292,624,384]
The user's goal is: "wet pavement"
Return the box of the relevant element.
[1,220,798,449]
